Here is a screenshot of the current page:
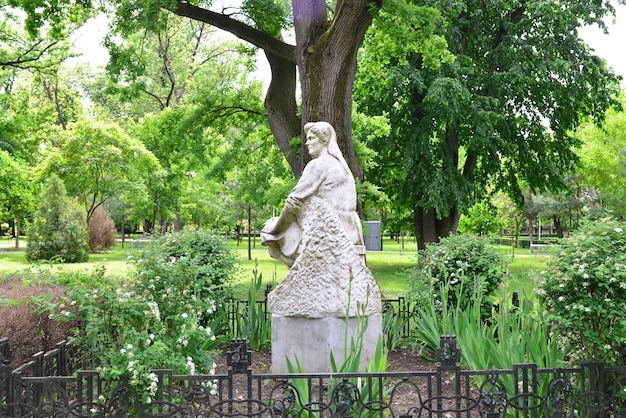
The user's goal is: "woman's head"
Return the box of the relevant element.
[303,121,352,177]
[304,122,333,145]
[304,122,333,158]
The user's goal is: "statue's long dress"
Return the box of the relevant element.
[267,196,381,318]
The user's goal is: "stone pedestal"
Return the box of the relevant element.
[271,314,383,374]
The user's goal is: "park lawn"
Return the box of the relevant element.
[0,241,135,278]
[0,236,545,300]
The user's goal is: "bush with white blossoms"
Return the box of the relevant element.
[408,234,505,319]
[536,217,626,366]
[47,229,238,401]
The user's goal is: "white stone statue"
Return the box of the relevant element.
[261,121,381,319]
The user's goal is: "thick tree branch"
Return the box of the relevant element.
[174,2,295,64]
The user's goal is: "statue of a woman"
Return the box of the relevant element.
[261,121,364,267]
[261,122,379,319]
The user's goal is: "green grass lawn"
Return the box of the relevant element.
[0,236,546,300]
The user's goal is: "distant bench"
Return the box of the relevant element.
[530,243,560,253]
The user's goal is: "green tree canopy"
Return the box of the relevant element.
[27,174,89,263]
[38,120,163,224]
[356,0,623,248]
[0,150,34,247]
[575,95,626,217]
[10,0,452,182]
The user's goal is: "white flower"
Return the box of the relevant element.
[615,228,623,233]
[182,313,188,319]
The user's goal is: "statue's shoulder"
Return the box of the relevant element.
[305,155,340,173]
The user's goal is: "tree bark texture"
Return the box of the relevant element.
[413,206,460,250]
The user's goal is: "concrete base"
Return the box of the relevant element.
[271,314,383,374]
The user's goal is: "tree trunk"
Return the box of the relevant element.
[554,216,563,238]
[528,217,534,246]
[293,0,371,180]
[174,0,379,180]
[15,212,21,249]
[413,206,461,250]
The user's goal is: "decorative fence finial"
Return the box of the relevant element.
[436,335,461,368]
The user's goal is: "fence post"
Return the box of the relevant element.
[436,335,461,368]
[0,338,11,366]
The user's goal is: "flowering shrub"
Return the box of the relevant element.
[130,228,239,327]
[536,218,626,366]
[46,229,239,402]
[408,234,505,319]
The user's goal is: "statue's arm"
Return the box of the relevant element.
[263,161,323,234]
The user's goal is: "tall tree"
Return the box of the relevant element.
[575,95,626,217]
[38,120,162,224]
[356,0,623,248]
[0,151,34,248]
[103,0,447,180]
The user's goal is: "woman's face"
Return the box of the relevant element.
[305,130,326,158]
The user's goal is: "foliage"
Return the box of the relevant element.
[413,286,564,399]
[88,206,117,252]
[536,217,626,366]
[38,120,162,224]
[575,96,626,217]
[130,228,239,323]
[457,200,507,236]
[231,266,272,350]
[0,151,34,246]
[0,0,86,73]
[356,0,622,247]
[43,266,220,403]
[408,234,505,319]
[26,174,89,263]
[382,305,410,351]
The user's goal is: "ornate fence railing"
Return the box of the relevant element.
[1,336,625,418]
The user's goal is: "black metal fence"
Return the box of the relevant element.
[2,336,625,418]
[226,295,418,340]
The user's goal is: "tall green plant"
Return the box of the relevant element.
[413,284,565,404]
[131,228,239,322]
[27,174,89,263]
[409,234,505,319]
[233,265,272,350]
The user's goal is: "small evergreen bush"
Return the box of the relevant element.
[408,234,505,318]
[26,175,89,263]
[88,206,117,252]
[537,218,626,366]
